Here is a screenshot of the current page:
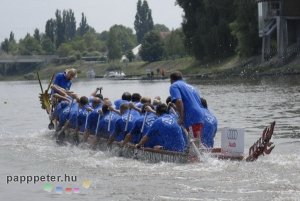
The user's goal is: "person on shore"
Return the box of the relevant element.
[135,103,186,152]
[52,68,77,92]
[200,98,218,148]
[169,71,206,147]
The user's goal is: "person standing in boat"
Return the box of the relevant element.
[169,71,206,147]
[135,103,186,152]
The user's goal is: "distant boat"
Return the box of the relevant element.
[104,71,126,78]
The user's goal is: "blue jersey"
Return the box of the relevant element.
[129,112,156,144]
[134,101,143,109]
[53,72,72,91]
[68,103,79,129]
[146,114,186,152]
[58,102,76,128]
[169,80,205,127]
[77,107,89,132]
[53,101,69,120]
[86,110,100,134]
[96,112,119,139]
[202,109,218,148]
[114,99,129,110]
[111,110,138,142]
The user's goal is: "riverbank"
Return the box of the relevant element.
[1,54,300,81]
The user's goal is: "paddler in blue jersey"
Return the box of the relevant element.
[114,92,132,110]
[200,98,218,148]
[52,68,77,92]
[122,103,158,146]
[169,71,206,147]
[108,103,139,144]
[68,96,90,131]
[89,104,118,149]
[136,103,186,152]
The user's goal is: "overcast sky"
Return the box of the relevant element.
[0,0,183,42]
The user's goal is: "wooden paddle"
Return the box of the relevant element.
[182,127,202,161]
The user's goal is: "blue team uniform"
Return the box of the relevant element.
[146,114,186,152]
[52,101,69,120]
[111,110,139,142]
[114,99,129,110]
[169,80,205,128]
[86,111,100,135]
[77,107,90,132]
[96,112,120,139]
[53,72,72,90]
[57,102,76,129]
[202,109,218,148]
[129,112,157,144]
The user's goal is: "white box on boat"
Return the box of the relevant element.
[221,128,244,157]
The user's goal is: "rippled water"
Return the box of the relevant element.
[0,77,300,201]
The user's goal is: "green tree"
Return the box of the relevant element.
[176,0,236,60]
[55,10,66,47]
[18,34,42,55]
[134,0,154,43]
[34,28,41,42]
[107,29,122,61]
[140,30,164,62]
[109,25,137,54]
[126,50,135,62]
[1,32,17,54]
[45,19,56,44]
[1,39,10,53]
[78,13,89,36]
[63,9,76,41]
[56,43,73,57]
[230,0,260,57]
[154,24,170,32]
[164,29,186,59]
[9,32,15,43]
[42,37,56,54]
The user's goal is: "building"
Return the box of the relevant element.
[258,0,300,61]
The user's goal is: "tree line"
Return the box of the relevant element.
[176,0,260,60]
[1,0,260,64]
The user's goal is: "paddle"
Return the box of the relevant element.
[73,105,80,145]
[36,72,44,93]
[140,111,148,133]
[108,111,112,132]
[182,127,202,161]
[124,109,131,132]
[46,73,55,129]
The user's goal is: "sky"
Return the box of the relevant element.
[0,0,183,42]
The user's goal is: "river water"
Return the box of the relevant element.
[0,77,299,201]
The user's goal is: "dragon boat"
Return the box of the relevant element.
[37,73,276,163]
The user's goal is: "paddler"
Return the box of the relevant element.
[135,103,186,152]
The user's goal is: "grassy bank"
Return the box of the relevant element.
[1,54,300,81]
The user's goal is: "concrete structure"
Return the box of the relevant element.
[258,0,300,61]
[0,55,58,64]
